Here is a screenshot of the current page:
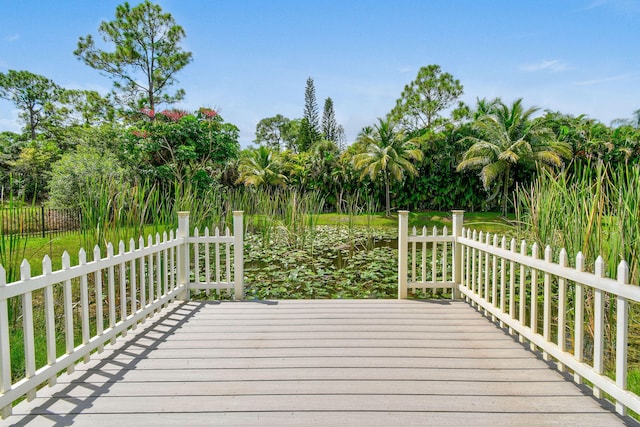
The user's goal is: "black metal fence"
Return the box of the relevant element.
[0,207,82,238]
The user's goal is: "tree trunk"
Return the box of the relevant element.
[501,165,511,216]
[29,108,37,139]
[385,175,391,217]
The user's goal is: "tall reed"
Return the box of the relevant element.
[0,185,30,283]
[0,183,31,329]
[227,187,325,249]
[515,162,638,281]
[76,177,230,252]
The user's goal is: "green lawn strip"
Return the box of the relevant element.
[316,210,512,232]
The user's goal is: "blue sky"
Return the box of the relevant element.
[1,0,639,146]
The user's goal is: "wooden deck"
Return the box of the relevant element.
[2,300,633,426]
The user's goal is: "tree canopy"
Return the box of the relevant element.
[389,64,463,134]
[352,118,423,216]
[0,70,62,139]
[254,115,299,151]
[74,0,192,112]
[457,98,572,214]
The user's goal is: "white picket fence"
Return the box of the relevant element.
[0,211,243,419]
[3,206,640,419]
[398,210,640,416]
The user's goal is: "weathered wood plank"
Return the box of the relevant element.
[35,379,590,399]
[5,412,625,427]
[83,347,535,362]
[71,355,541,371]
[29,367,560,384]
[153,321,501,330]
[125,330,515,341]
[11,394,621,415]
[90,336,522,349]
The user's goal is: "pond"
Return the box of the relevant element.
[242,226,399,299]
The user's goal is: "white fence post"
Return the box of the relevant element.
[398,210,409,299]
[177,211,190,301]
[616,260,630,416]
[452,210,464,299]
[233,211,244,300]
[0,267,11,419]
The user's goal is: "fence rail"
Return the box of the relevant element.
[0,211,244,419]
[0,207,81,238]
[398,210,640,417]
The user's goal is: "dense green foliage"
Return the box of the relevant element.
[48,144,128,208]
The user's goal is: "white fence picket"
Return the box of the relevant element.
[616,261,630,416]
[542,245,552,360]
[78,249,90,362]
[557,249,568,372]
[530,243,539,351]
[42,256,56,386]
[155,234,162,306]
[129,239,137,327]
[94,246,104,353]
[574,252,585,385]
[0,266,10,418]
[62,252,74,373]
[19,260,35,401]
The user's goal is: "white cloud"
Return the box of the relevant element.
[573,74,632,85]
[584,0,611,9]
[580,0,640,13]
[4,33,19,42]
[519,59,568,73]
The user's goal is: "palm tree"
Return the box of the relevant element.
[457,98,572,215]
[352,118,423,217]
[236,145,287,188]
[473,97,501,120]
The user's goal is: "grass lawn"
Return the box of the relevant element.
[317,210,514,234]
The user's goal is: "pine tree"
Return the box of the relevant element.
[298,77,320,151]
[322,97,338,141]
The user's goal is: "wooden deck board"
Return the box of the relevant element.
[2,299,633,426]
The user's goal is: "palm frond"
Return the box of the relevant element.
[480,161,507,189]
[457,156,491,171]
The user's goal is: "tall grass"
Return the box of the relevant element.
[515,161,639,281]
[74,176,328,253]
[227,187,325,249]
[0,184,32,332]
[0,191,30,283]
[76,178,233,251]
